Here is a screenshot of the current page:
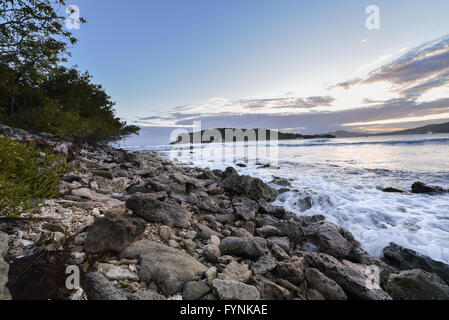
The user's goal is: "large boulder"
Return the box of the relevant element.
[232,196,259,221]
[219,237,268,259]
[84,213,146,254]
[304,252,392,300]
[382,243,449,285]
[212,279,260,300]
[0,232,11,300]
[304,268,347,300]
[386,269,449,300]
[120,240,207,296]
[126,194,192,228]
[222,169,278,202]
[411,181,447,194]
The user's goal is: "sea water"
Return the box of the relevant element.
[125,133,449,264]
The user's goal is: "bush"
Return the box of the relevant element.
[0,135,71,217]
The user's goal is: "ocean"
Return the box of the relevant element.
[124,133,449,264]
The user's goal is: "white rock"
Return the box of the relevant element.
[210,235,221,247]
[105,266,139,281]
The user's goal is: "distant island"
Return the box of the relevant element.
[171,128,335,144]
[329,121,449,138]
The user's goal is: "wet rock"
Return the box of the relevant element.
[382,243,449,285]
[218,261,252,283]
[126,194,192,228]
[222,170,278,202]
[386,269,449,300]
[84,213,146,254]
[382,187,405,193]
[274,257,305,285]
[258,199,286,218]
[304,252,391,300]
[411,181,446,194]
[0,232,11,300]
[219,237,268,259]
[232,196,259,221]
[120,240,208,296]
[251,254,277,275]
[182,280,211,300]
[212,279,260,300]
[305,268,347,300]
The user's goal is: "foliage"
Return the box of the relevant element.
[0,134,71,217]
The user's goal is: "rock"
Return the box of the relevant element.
[42,222,65,233]
[182,280,211,300]
[251,254,277,275]
[120,240,208,296]
[253,275,293,300]
[386,269,449,300]
[0,232,11,300]
[256,225,284,238]
[411,181,446,194]
[219,237,268,259]
[302,242,319,252]
[218,261,252,283]
[267,236,291,253]
[222,170,278,202]
[104,266,139,281]
[305,268,347,300]
[274,257,305,285]
[212,279,260,300]
[229,227,254,238]
[382,187,405,193]
[0,124,12,135]
[232,196,259,221]
[131,289,166,300]
[210,235,221,247]
[304,252,391,300]
[307,289,326,300]
[159,226,173,240]
[84,272,129,300]
[84,213,146,254]
[204,245,221,263]
[382,243,449,285]
[258,199,286,218]
[271,244,290,261]
[168,240,179,248]
[205,267,218,285]
[126,195,192,228]
[195,223,223,240]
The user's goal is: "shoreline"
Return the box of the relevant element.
[1,129,449,300]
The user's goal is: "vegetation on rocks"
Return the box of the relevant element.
[0,134,70,217]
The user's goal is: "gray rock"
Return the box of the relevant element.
[120,240,208,296]
[212,279,260,300]
[267,236,291,253]
[251,254,277,275]
[219,237,268,259]
[182,280,211,300]
[271,244,290,261]
[274,257,305,285]
[232,196,259,221]
[222,170,278,202]
[204,245,221,263]
[126,194,192,228]
[218,261,252,283]
[257,199,286,218]
[130,289,166,300]
[386,269,449,300]
[253,275,293,300]
[256,225,284,238]
[84,213,146,254]
[84,272,129,300]
[195,222,223,240]
[382,243,449,285]
[305,268,347,300]
[307,289,326,300]
[0,232,11,300]
[304,252,391,300]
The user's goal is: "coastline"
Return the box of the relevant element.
[1,129,449,300]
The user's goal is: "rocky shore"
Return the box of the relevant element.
[1,126,449,300]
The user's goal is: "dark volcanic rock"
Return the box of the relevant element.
[411,181,446,194]
[273,257,305,285]
[126,194,192,228]
[386,269,449,300]
[382,243,449,285]
[232,196,259,221]
[382,187,405,193]
[219,237,268,259]
[84,213,146,254]
[305,268,347,300]
[222,168,278,202]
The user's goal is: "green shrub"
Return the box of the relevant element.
[0,135,71,217]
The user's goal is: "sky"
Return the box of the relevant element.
[66,0,449,144]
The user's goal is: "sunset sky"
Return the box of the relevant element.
[67,0,449,144]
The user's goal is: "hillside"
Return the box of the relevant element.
[171,128,335,144]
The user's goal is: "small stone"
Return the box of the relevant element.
[182,280,211,300]
[159,226,173,240]
[168,240,179,248]
[212,279,260,300]
[204,245,221,263]
[210,235,221,247]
